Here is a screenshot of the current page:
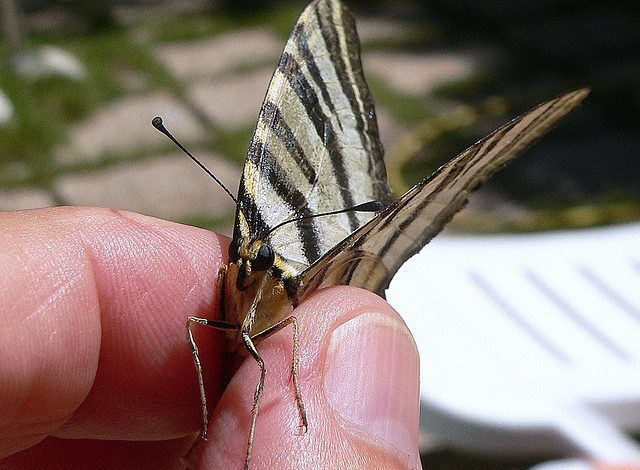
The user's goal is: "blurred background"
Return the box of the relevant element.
[1,0,638,468]
[1,0,638,233]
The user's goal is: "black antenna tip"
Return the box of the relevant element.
[151,116,165,131]
[354,200,384,212]
[150,113,239,205]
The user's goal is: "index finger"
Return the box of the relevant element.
[0,207,227,457]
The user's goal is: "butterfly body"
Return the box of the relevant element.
[222,257,292,339]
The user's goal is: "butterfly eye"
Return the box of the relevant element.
[228,237,241,262]
[252,244,275,271]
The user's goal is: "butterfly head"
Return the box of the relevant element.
[228,236,276,291]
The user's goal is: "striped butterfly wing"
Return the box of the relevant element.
[233,0,392,274]
[296,89,590,300]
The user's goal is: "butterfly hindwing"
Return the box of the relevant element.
[234,0,392,272]
[296,88,590,300]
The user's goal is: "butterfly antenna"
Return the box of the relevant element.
[152,116,238,205]
[267,200,384,236]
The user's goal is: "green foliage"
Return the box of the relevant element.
[212,126,255,166]
[0,29,180,187]
[368,78,432,124]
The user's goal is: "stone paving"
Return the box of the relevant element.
[0,187,55,210]
[54,92,207,165]
[53,152,240,222]
[0,7,479,239]
[189,67,275,131]
[152,29,282,80]
[364,51,476,96]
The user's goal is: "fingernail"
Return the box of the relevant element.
[324,311,420,466]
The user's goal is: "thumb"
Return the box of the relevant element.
[199,286,422,469]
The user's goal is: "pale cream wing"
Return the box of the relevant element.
[233,0,391,272]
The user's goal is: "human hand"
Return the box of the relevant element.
[0,207,421,469]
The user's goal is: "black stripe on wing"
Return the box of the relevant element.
[277,51,359,230]
[315,0,389,202]
[292,22,339,126]
[259,101,318,186]
[296,89,589,300]
[315,3,367,150]
[236,181,269,240]
[249,140,321,261]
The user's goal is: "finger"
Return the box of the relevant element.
[0,207,226,457]
[200,286,422,469]
[0,435,194,470]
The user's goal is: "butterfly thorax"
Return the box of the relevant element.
[223,238,296,350]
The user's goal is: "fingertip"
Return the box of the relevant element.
[200,285,420,469]
[319,288,421,468]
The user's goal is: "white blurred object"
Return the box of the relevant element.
[530,459,595,470]
[387,223,640,463]
[14,46,86,80]
[0,88,14,125]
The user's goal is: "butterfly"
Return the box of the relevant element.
[154,0,587,467]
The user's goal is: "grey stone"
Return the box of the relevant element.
[190,68,273,131]
[0,88,14,125]
[363,51,475,96]
[376,106,409,156]
[114,1,210,26]
[2,160,30,182]
[116,68,149,92]
[153,29,281,81]
[355,17,411,44]
[13,46,86,80]
[55,92,206,165]
[53,153,241,225]
[0,188,55,211]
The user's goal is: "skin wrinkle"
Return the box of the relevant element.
[100,209,220,318]
[127,211,225,295]
[23,281,69,325]
[78,237,103,360]
[57,214,107,411]
[29,240,91,349]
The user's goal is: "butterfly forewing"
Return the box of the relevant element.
[296,88,590,299]
[234,0,391,271]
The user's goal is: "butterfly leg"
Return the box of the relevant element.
[239,273,309,469]
[239,326,265,470]
[187,316,239,439]
[253,315,307,433]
